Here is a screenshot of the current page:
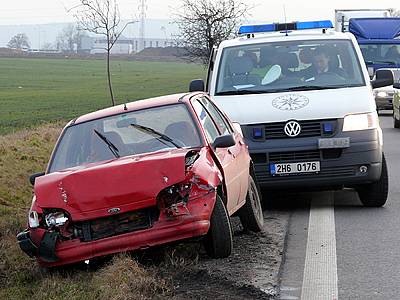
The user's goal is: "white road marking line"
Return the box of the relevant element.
[301,193,338,300]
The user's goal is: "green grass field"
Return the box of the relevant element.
[0,57,204,135]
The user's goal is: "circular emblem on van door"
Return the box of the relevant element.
[284,121,302,137]
[272,94,309,111]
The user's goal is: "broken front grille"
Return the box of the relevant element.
[76,208,159,242]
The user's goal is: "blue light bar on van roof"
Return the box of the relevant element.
[238,20,333,35]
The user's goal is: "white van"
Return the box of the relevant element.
[189,20,394,207]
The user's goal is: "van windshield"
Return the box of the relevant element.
[215,39,365,95]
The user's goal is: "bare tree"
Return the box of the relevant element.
[175,0,248,64]
[56,24,87,53]
[7,33,30,50]
[73,0,132,106]
[42,42,54,50]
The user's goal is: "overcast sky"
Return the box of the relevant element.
[1,0,399,25]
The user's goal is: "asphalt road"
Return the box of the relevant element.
[278,114,400,300]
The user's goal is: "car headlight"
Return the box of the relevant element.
[343,112,378,132]
[45,211,69,228]
[28,210,40,228]
[376,91,388,98]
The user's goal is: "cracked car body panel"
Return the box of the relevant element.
[17,92,252,267]
[35,150,189,221]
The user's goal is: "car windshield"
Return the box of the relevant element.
[215,39,365,95]
[359,44,400,65]
[49,104,202,172]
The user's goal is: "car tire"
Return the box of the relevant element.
[238,175,264,232]
[356,154,388,207]
[203,195,233,258]
[394,114,400,128]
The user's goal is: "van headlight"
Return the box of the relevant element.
[343,112,378,132]
[376,91,388,98]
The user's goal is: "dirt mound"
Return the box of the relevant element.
[0,47,23,55]
[137,46,189,57]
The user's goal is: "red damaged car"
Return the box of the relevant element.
[17,92,263,267]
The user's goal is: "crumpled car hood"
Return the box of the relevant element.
[35,149,191,220]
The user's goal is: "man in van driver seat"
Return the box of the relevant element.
[303,47,346,81]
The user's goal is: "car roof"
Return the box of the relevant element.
[73,92,203,124]
[219,30,354,48]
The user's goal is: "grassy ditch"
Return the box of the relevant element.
[0,123,178,300]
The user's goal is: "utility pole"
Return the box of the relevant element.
[139,0,146,51]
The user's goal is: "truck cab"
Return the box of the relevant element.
[348,17,400,111]
[190,20,394,206]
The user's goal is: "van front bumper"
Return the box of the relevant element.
[245,128,382,190]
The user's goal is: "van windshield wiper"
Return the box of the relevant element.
[93,129,120,158]
[286,85,344,91]
[216,90,268,96]
[130,123,181,148]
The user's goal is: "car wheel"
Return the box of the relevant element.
[203,195,233,258]
[394,113,400,128]
[238,175,264,232]
[356,154,388,207]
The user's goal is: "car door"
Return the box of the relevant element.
[192,98,241,214]
[198,96,250,207]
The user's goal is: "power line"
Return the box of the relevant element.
[139,0,147,51]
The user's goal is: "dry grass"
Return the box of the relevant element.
[0,123,179,300]
[92,254,172,300]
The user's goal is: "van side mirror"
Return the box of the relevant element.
[212,134,236,149]
[189,79,205,92]
[371,69,394,89]
[29,172,45,186]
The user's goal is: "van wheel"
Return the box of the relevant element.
[203,195,233,258]
[356,154,388,207]
[394,114,400,128]
[238,175,264,232]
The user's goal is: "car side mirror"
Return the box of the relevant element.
[232,122,243,137]
[212,134,236,148]
[371,69,394,89]
[394,82,400,89]
[189,79,205,92]
[29,172,45,186]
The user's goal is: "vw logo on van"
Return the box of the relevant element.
[272,94,309,111]
[284,121,302,137]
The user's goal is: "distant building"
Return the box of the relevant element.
[80,36,174,55]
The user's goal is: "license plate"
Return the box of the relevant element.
[270,161,320,175]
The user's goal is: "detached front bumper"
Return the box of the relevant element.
[17,192,216,267]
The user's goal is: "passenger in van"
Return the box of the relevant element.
[225,55,261,88]
[251,46,278,77]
